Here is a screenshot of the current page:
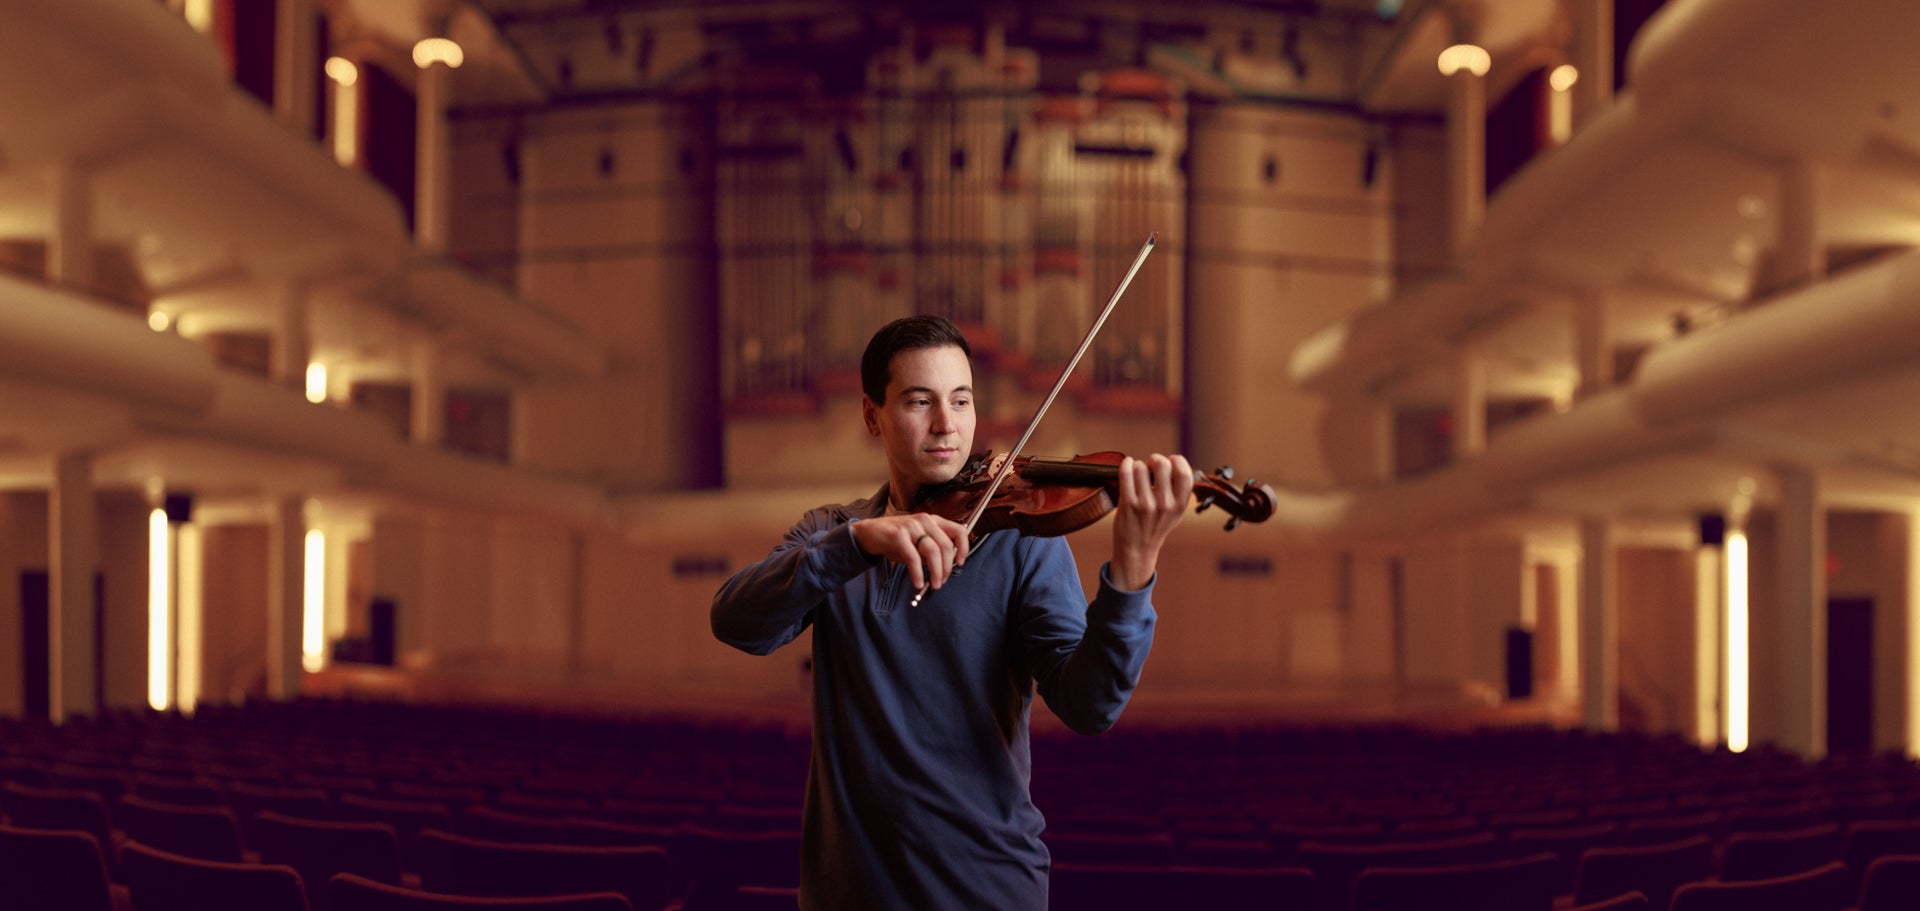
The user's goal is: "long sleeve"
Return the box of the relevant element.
[1011,537,1157,735]
[710,507,876,655]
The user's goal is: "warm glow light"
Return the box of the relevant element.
[1695,548,1721,747]
[412,38,465,70]
[1549,82,1573,145]
[176,524,202,716]
[306,362,328,404]
[324,56,359,87]
[1437,44,1491,77]
[183,0,215,34]
[303,529,325,672]
[148,509,171,711]
[1726,530,1750,753]
[331,70,359,168]
[1549,64,1579,92]
[148,310,171,332]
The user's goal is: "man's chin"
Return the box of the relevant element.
[918,464,963,488]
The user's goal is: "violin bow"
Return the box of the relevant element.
[912,232,1157,607]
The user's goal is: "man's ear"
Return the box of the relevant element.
[861,396,880,436]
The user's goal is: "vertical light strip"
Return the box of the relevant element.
[1908,513,1920,759]
[303,529,326,672]
[1727,530,1750,752]
[176,524,203,715]
[327,58,360,168]
[305,362,328,404]
[1695,548,1721,747]
[1548,66,1576,145]
[147,509,171,711]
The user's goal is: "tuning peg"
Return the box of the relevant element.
[1195,497,1212,512]
[1245,477,1260,491]
[1213,465,1234,480]
[1223,516,1241,532]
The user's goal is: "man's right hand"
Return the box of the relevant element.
[851,513,970,592]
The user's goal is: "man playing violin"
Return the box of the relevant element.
[711,314,1194,911]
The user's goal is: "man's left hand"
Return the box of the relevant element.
[1108,453,1194,591]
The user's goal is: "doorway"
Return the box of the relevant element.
[1827,597,1873,755]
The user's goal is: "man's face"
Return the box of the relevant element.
[864,345,976,498]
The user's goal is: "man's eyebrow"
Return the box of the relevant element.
[898,384,972,396]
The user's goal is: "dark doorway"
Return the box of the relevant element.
[21,571,49,721]
[18,570,105,721]
[1827,597,1873,754]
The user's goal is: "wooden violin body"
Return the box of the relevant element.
[913,451,1277,538]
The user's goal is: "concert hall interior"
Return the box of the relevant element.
[5,2,1920,901]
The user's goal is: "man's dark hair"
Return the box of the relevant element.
[860,315,971,403]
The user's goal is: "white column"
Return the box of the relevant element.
[411,338,445,446]
[1445,64,1486,257]
[50,453,99,722]
[1573,0,1614,127]
[415,58,453,253]
[1906,511,1920,758]
[1580,516,1618,732]
[1369,401,1394,483]
[566,529,587,677]
[273,0,319,134]
[1775,161,1828,291]
[272,281,312,390]
[1452,355,1487,460]
[47,164,94,292]
[1574,288,1614,400]
[1776,466,1826,757]
[267,497,306,699]
[1695,529,1725,747]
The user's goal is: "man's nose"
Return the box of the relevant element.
[930,403,957,433]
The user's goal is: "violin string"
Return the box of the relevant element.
[957,232,1156,539]
[911,232,1158,607]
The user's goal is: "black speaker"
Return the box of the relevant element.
[1698,514,1727,547]
[369,597,396,667]
[163,492,194,524]
[1505,626,1534,700]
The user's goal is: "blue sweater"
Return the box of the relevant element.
[710,486,1157,910]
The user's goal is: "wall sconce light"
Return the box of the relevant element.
[413,37,465,70]
[325,56,359,87]
[1437,44,1491,77]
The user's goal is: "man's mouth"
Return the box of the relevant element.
[926,445,959,458]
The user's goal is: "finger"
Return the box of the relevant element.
[926,515,969,566]
[1149,453,1180,512]
[939,517,971,566]
[1169,454,1196,501]
[902,529,928,590]
[1117,455,1141,511]
[916,529,949,589]
[1135,455,1163,514]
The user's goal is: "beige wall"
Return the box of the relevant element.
[503,102,720,493]
[96,492,151,712]
[1616,545,1699,738]
[200,523,270,703]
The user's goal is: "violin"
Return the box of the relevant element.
[913,451,1277,538]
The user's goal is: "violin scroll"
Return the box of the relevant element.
[1192,466,1275,532]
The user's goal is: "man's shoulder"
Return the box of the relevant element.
[796,484,888,527]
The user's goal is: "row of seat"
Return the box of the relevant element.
[0,823,800,911]
[6,699,1920,911]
